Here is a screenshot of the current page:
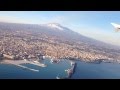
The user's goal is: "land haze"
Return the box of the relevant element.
[0,22,120,63]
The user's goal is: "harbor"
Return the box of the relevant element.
[12,64,39,72]
[2,60,46,67]
[65,61,76,78]
[0,59,75,79]
[1,60,47,72]
[1,58,120,79]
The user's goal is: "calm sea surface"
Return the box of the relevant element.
[0,59,120,79]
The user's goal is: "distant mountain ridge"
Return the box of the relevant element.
[0,22,120,62]
[0,21,119,49]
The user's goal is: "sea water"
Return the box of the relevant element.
[1,59,120,79]
[0,59,71,79]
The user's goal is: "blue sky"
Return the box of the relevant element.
[0,11,120,46]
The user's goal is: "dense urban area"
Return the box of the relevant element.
[0,22,120,63]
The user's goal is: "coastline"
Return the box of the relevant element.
[0,60,46,72]
[1,60,46,67]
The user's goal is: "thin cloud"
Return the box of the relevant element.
[0,14,67,25]
[0,16,30,24]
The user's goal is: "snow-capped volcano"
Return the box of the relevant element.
[46,23,64,31]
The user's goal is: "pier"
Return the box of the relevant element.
[13,64,39,72]
[65,61,76,78]
[3,60,47,67]
[1,60,47,72]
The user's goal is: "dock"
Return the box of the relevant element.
[65,61,76,78]
[3,60,47,67]
[14,64,39,72]
[1,60,47,72]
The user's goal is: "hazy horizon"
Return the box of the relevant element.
[0,11,120,46]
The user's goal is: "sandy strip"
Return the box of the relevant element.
[0,60,40,72]
[0,60,48,72]
[2,60,46,67]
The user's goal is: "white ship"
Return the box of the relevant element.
[33,60,40,64]
[56,74,60,79]
[71,61,75,66]
[56,76,60,79]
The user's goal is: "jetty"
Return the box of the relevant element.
[65,61,76,78]
[1,60,47,72]
[3,60,47,67]
[13,64,39,72]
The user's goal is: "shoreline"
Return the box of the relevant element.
[1,60,46,67]
[0,60,47,72]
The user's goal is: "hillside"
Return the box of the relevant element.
[0,22,120,62]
